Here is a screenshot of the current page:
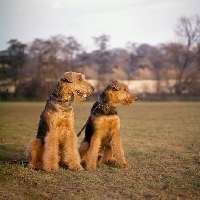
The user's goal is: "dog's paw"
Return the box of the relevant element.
[43,166,58,172]
[27,162,42,170]
[108,160,130,168]
[121,162,130,168]
[86,165,96,171]
[27,163,35,169]
[69,164,83,171]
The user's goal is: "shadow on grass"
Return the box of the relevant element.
[0,145,28,166]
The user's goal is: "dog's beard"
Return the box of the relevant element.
[74,96,84,104]
[73,88,93,104]
[73,92,87,104]
[120,99,134,106]
[120,93,137,106]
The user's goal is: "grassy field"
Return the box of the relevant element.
[0,102,200,200]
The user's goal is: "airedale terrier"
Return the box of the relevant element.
[79,80,137,170]
[25,71,94,172]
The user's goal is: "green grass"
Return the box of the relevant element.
[0,102,200,199]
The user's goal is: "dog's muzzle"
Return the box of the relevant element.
[76,90,88,99]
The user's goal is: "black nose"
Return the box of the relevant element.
[92,86,95,91]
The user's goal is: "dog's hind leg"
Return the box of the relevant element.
[25,138,44,170]
[79,140,90,165]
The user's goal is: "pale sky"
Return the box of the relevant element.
[0,0,200,51]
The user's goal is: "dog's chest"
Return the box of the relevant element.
[54,109,74,141]
[57,120,74,142]
[96,115,120,135]
[101,134,112,146]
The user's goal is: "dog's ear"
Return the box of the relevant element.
[110,80,121,91]
[61,72,73,82]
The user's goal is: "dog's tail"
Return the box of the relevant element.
[77,116,91,137]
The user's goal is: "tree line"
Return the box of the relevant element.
[0,15,200,100]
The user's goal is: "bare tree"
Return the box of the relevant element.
[26,35,82,99]
[125,42,138,74]
[93,34,110,92]
[175,15,200,49]
[93,34,110,74]
[148,46,165,94]
[164,15,200,95]
[62,36,82,71]
[28,39,56,98]
[0,39,26,88]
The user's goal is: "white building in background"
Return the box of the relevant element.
[88,79,176,94]
[80,65,177,95]
[0,79,15,93]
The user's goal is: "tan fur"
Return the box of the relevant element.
[79,80,137,170]
[25,71,94,172]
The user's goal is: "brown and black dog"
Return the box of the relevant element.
[25,72,94,172]
[79,80,137,170]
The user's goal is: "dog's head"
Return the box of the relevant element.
[60,71,94,103]
[106,80,137,106]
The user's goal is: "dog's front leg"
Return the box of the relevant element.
[61,131,83,171]
[43,130,59,172]
[79,140,90,165]
[111,133,130,168]
[86,133,101,171]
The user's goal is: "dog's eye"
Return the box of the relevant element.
[79,77,82,81]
